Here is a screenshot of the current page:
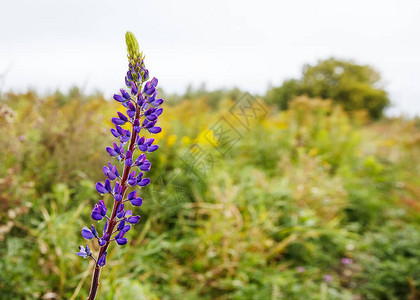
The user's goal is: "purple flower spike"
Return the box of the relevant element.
[78,32,164,297]
[98,252,107,267]
[82,227,95,240]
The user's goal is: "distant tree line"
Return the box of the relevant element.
[266,58,390,119]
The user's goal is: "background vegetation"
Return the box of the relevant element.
[1,60,420,299]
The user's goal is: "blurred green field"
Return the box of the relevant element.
[1,89,420,299]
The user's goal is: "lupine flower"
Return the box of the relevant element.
[76,244,92,259]
[76,31,164,300]
[81,227,95,240]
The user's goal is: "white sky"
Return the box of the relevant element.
[0,0,419,116]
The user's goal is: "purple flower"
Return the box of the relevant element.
[116,203,125,219]
[137,137,159,152]
[78,31,163,298]
[131,81,138,95]
[103,162,120,180]
[115,230,128,245]
[130,197,143,207]
[134,154,151,171]
[133,119,140,133]
[117,220,126,231]
[98,252,107,267]
[127,171,138,187]
[82,227,95,240]
[323,274,333,282]
[127,102,136,118]
[95,179,112,194]
[91,200,107,221]
[113,94,126,103]
[120,89,130,100]
[125,150,133,167]
[76,244,92,258]
[127,215,140,224]
[143,77,158,96]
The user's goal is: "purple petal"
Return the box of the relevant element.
[148,145,159,152]
[81,227,95,240]
[148,127,162,134]
[138,178,150,187]
[155,108,163,116]
[127,190,137,200]
[131,82,138,95]
[120,89,130,100]
[95,182,107,194]
[91,206,103,221]
[130,197,143,206]
[98,252,107,267]
[127,215,141,224]
[117,111,128,122]
[110,128,120,138]
[113,94,125,102]
[106,147,118,157]
[146,114,157,121]
[105,179,112,193]
[112,118,126,125]
[116,238,128,245]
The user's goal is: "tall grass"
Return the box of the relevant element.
[1,91,420,299]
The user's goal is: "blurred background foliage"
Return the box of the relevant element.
[1,59,420,299]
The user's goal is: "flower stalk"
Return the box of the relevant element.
[75,31,164,299]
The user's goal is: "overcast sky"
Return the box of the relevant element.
[0,0,419,116]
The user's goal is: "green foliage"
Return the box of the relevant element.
[0,90,419,299]
[267,58,390,119]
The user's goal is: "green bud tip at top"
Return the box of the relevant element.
[125,31,142,61]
